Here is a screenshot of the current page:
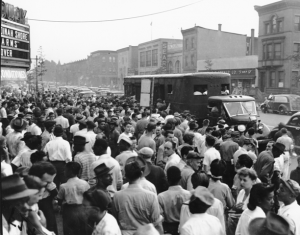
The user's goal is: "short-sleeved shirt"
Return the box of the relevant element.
[121,177,157,194]
[112,184,161,232]
[158,185,191,223]
[44,137,72,162]
[58,177,90,204]
[55,115,69,129]
[74,150,97,181]
[92,212,121,235]
[203,147,221,174]
[19,149,37,167]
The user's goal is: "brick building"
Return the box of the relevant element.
[117,46,138,90]
[255,0,300,95]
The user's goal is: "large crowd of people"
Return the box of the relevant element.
[1,89,300,235]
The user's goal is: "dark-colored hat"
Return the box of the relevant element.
[53,125,64,136]
[75,114,85,123]
[88,189,111,211]
[11,117,27,131]
[186,151,203,160]
[192,186,214,207]
[125,156,150,177]
[44,120,56,128]
[231,131,240,138]
[94,163,114,178]
[20,132,34,141]
[86,121,96,129]
[248,212,293,235]
[2,174,38,200]
[73,135,88,145]
[273,142,285,154]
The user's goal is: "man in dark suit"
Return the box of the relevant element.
[139,147,168,194]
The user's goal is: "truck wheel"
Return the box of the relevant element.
[279,107,286,115]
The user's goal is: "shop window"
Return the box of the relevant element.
[295,15,300,31]
[167,84,173,94]
[291,71,299,87]
[274,43,281,59]
[194,85,208,95]
[278,71,284,87]
[269,71,276,87]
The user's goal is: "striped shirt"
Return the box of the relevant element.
[74,150,97,181]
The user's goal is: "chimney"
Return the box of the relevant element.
[218,24,222,31]
[250,29,255,55]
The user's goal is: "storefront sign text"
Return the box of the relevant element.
[161,42,168,73]
[1,67,27,81]
[1,1,27,25]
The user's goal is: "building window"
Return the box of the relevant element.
[294,43,300,54]
[113,67,115,72]
[103,68,105,72]
[295,15,300,31]
[185,38,189,50]
[278,71,284,87]
[175,60,181,73]
[122,57,124,65]
[140,52,145,67]
[168,61,173,73]
[146,50,151,67]
[278,21,283,32]
[191,38,195,49]
[265,23,270,34]
[152,49,158,66]
[113,57,115,63]
[269,71,276,87]
[291,71,299,87]
[191,54,195,66]
[272,16,277,33]
[102,57,105,62]
[185,56,188,66]
[263,45,267,60]
[167,84,173,94]
[267,44,273,59]
[109,67,111,72]
[109,57,112,62]
[274,43,281,59]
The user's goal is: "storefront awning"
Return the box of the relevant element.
[231,75,256,79]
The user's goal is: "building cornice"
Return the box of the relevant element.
[254,0,300,15]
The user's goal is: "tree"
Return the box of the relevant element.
[204,58,213,70]
[37,46,47,83]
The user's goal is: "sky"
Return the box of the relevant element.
[6,0,277,64]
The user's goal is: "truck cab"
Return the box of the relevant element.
[207,95,258,127]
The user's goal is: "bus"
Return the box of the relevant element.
[124,72,231,121]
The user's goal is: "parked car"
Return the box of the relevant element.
[261,94,300,115]
[258,112,300,154]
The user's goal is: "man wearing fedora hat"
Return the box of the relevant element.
[180,186,224,235]
[254,142,285,185]
[74,135,96,182]
[70,114,86,137]
[6,117,27,159]
[277,179,300,235]
[2,174,39,235]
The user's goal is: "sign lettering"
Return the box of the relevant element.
[161,42,168,73]
[1,1,27,25]
[1,67,27,81]
[198,68,255,76]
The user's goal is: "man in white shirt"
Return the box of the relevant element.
[277,179,300,235]
[233,138,256,165]
[203,135,221,175]
[54,108,69,130]
[164,141,181,172]
[83,121,97,153]
[44,125,72,188]
[25,114,42,135]
[70,114,86,137]
[180,186,225,235]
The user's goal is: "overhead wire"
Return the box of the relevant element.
[28,0,203,23]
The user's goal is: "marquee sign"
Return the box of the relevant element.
[1,24,30,61]
[198,68,255,76]
[1,1,27,25]
[1,67,27,81]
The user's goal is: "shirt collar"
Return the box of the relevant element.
[168,185,184,191]
[127,183,143,189]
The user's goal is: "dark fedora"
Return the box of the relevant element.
[73,135,88,145]
[53,125,64,136]
[75,114,86,123]
[94,163,114,178]
[125,155,150,177]
[248,212,293,235]
[11,117,27,131]
[2,174,38,200]
[86,121,96,129]
[189,121,199,130]
[20,132,34,142]
[273,142,286,154]
[44,120,56,128]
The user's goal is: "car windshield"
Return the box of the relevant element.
[224,101,257,117]
[290,96,300,110]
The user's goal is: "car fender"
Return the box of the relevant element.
[278,104,289,111]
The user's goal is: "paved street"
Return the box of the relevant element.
[257,111,291,129]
